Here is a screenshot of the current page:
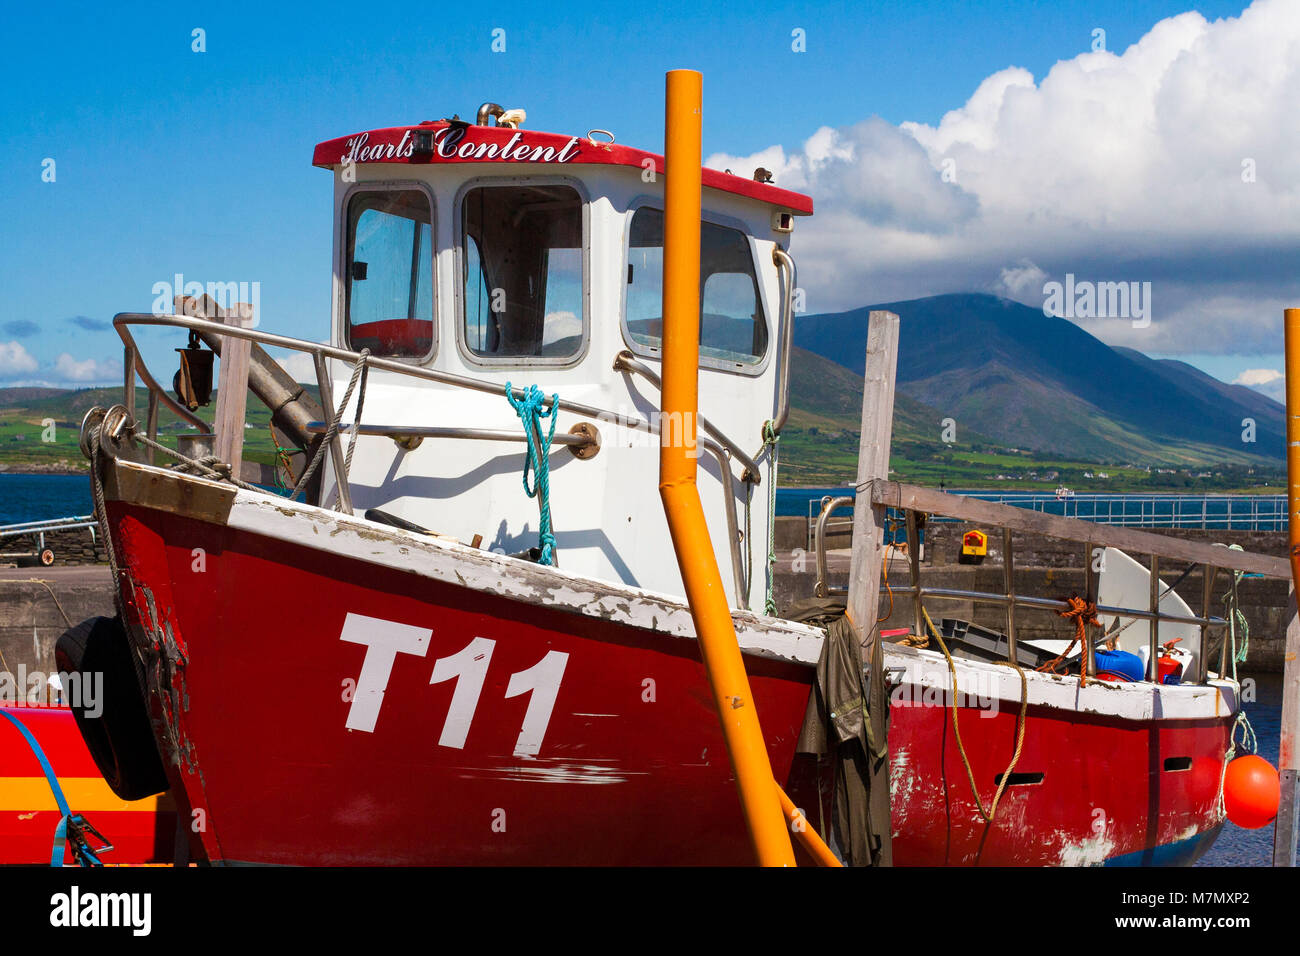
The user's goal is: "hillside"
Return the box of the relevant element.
[793,293,1284,466]
[0,386,304,474]
[780,345,1283,490]
[0,332,1283,493]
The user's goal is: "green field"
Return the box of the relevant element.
[0,386,304,480]
[0,377,1285,495]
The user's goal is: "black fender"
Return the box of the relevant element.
[55,616,169,801]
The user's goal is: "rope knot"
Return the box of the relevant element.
[1057,594,1100,631]
[1041,594,1101,685]
[505,383,560,566]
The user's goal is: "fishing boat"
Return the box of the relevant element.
[49,71,1284,867]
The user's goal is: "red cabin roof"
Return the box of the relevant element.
[312,121,814,215]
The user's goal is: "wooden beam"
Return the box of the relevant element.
[869,480,1288,579]
[208,303,253,478]
[848,311,901,639]
[847,310,899,868]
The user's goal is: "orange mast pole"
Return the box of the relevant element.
[1277,308,1300,866]
[658,68,795,866]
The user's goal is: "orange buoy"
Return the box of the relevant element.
[1223,754,1280,830]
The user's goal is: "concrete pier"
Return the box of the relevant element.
[0,566,114,695]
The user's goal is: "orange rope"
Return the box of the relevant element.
[1037,594,1100,686]
[879,543,895,626]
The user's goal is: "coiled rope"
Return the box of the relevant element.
[504,382,559,566]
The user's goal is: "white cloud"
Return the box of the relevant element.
[1232,368,1282,386]
[0,341,39,378]
[715,0,1300,354]
[53,353,121,383]
[274,346,326,385]
[995,260,1049,298]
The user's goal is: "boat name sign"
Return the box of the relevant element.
[341,127,584,166]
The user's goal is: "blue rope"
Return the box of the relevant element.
[505,383,559,566]
[0,708,101,866]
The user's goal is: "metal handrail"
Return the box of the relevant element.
[768,247,797,439]
[112,312,753,606]
[0,515,97,538]
[801,489,1290,533]
[0,520,99,540]
[897,586,1226,631]
[305,422,592,447]
[612,350,760,482]
[814,495,853,597]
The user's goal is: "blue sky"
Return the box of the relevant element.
[0,0,1288,393]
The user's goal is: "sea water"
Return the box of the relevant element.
[0,473,92,525]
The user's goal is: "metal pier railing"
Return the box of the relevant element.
[0,514,98,565]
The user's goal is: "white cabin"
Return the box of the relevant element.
[310,107,813,609]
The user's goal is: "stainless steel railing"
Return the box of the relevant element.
[112,312,753,607]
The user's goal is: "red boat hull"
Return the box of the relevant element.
[95,463,1235,866]
[887,681,1230,866]
[109,499,817,865]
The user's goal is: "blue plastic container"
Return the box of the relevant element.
[1094,649,1145,682]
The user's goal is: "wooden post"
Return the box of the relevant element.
[848,310,902,638]
[123,345,136,423]
[847,310,900,867]
[180,296,254,478]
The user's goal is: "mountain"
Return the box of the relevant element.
[1111,347,1283,423]
[787,345,992,445]
[792,293,1283,464]
[0,387,66,408]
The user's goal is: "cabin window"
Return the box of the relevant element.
[461,183,585,361]
[345,188,435,358]
[624,207,768,367]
